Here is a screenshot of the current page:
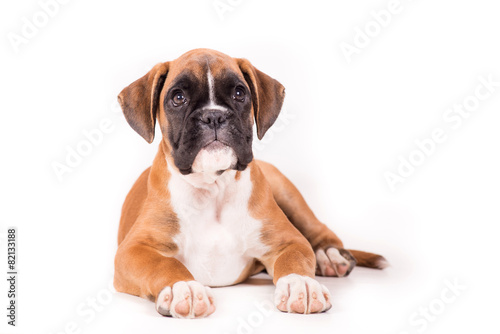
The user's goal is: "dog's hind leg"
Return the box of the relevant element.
[255,160,387,276]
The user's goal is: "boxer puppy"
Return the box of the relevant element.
[114,49,387,319]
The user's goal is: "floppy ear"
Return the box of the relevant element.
[117,62,169,143]
[237,58,285,140]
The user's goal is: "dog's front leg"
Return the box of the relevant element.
[261,241,333,314]
[114,241,216,318]
[250,163,332,314]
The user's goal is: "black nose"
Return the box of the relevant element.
[200,111,226,129]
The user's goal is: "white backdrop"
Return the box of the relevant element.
[1,0,499,333]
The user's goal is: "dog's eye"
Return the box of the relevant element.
[233,87,246,102]
[172,91,187,107]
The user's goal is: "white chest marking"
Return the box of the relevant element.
[167,159,268,287]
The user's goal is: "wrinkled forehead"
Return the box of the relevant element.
[165,50,244,88]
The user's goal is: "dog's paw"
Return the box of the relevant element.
[156,281,215,318]
[315,247,357,277]
[274,274,332,314]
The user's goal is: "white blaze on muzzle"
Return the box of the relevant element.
[204,66,228,112]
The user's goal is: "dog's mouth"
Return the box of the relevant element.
[202,139,228,150]
[187,140,237,175]
[174,133,253,176]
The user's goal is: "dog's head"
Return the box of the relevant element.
[118,49,285,175]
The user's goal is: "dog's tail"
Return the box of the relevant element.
[348,250,389,269]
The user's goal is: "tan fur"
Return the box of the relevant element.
[256,160,344,250]
[115,141,194,301]
[348,250,387,269]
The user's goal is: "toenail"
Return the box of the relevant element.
[312,292,317,299]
